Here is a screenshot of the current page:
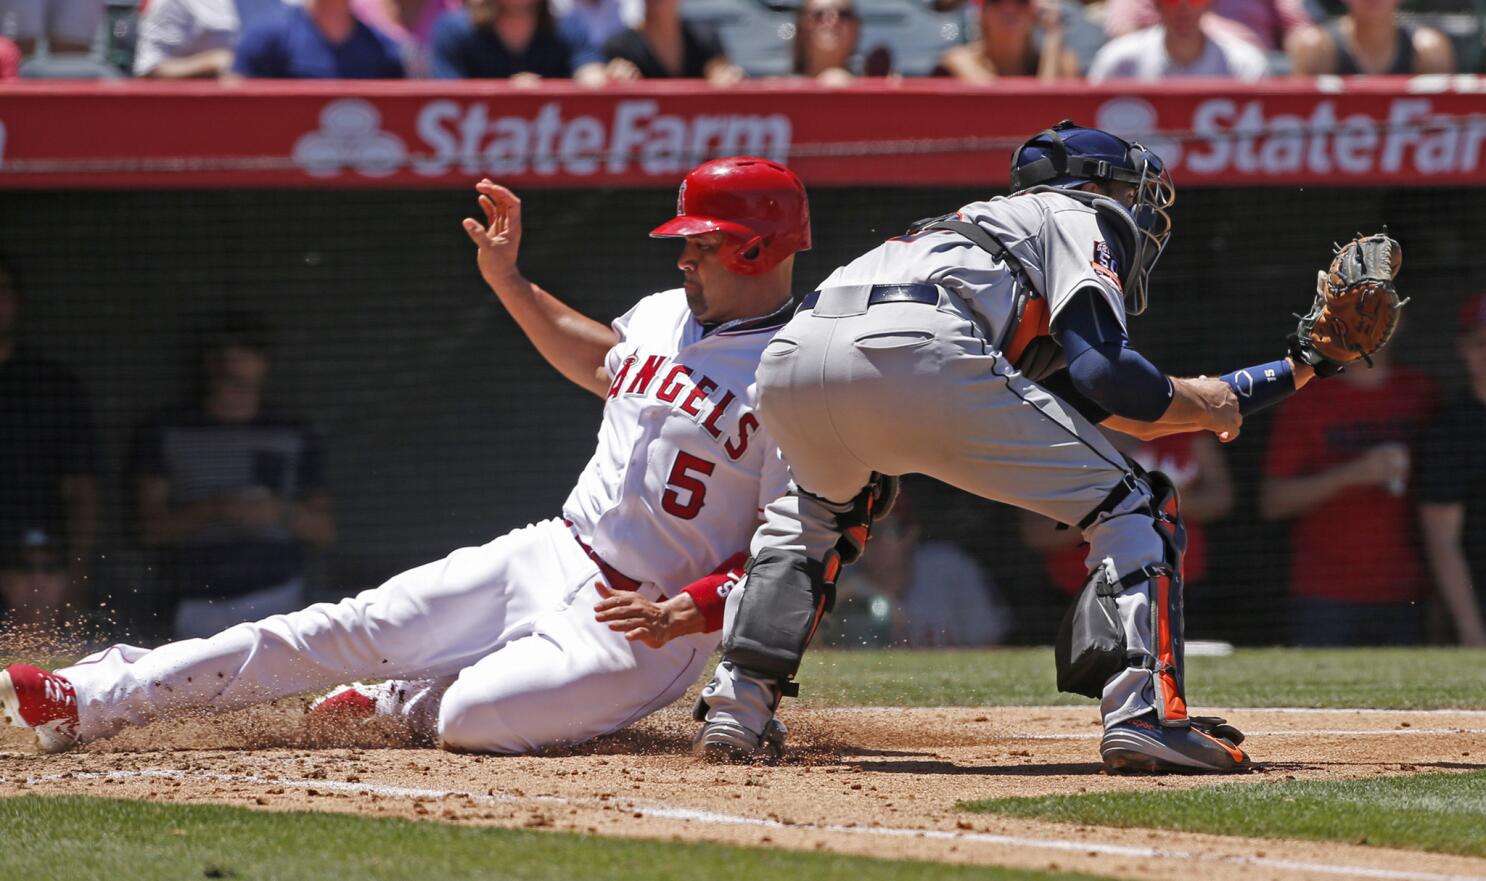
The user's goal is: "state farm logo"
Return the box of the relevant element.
[1096,95,1485,178]
[412,99,791,177]
[292,98,791,179]
[1095,97,1182,167]
[293,99,406,178]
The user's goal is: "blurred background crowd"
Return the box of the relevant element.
[0,0,1480,82]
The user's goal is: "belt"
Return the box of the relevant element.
[798,283,940,314]
[564,519,644,592]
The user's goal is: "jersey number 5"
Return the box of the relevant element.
[662,451,716,520]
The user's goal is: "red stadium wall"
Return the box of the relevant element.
[3,76,1485,188]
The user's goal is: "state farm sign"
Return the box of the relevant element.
[2,80,1484,189]
[294,98,792,179]
[1097,94,1486,181]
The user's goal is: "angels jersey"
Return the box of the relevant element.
[819,190,1134,344]
[562,289,792,592]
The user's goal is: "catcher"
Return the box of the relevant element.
[693,120,1406,773]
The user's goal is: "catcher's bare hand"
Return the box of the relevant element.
[1191,376,1242,442]
[593,583,703,648]
[462,179,524,289]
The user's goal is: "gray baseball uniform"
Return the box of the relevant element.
[708,188,1179,731]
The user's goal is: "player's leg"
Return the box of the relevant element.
[434,579,718,753]
[45,519,579,746]
[694,303,878,757]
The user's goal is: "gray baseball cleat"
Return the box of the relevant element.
[693,717,788,762]
[1101,713,1250,773]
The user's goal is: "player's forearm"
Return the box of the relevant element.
[1100,414,1203,441]
[485,272,618,397]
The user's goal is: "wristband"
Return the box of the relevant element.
[1219,358,1295,416]
[681,552,748,633]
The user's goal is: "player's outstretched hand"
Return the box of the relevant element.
[463,179,524,290]
[1191,376,1242,443]
[593,583,704,649]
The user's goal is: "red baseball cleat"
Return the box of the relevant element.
[307,682,384,722]
[0,664,80,753]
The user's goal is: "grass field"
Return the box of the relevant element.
[5,647,1486,881]
[961,770,1486,857]
[799,647,1486,709]
[0,796,1109,881]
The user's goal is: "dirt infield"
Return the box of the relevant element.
[3,703,1485,881]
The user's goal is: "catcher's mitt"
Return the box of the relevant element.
[1289,232,1407,377]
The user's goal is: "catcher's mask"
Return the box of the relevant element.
[1011,120,1175,315]
[650,156,812,276]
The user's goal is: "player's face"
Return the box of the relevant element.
[676,232,734,322]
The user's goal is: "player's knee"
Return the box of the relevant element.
[436,680,531,754]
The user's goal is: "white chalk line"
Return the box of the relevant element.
[12,766,1486,881]
[1011,727,1486,741]
[830,707,1486,718]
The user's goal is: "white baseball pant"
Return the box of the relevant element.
[62,518,718,753]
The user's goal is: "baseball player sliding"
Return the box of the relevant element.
[0,157,810,756]
[693,121,1390,773]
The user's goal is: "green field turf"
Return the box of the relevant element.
[0,796,1108,881]
[960,770,1486,857]
[798,647,1486,709]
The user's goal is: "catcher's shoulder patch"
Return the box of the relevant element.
[1091,240,1122,290]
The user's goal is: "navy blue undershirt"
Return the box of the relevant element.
[1051,288,1173,422]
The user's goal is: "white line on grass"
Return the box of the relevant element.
[17,767,1486,881]
[1010,727,1486,741]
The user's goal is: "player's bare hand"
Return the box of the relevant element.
[463,180,524,289]
[1191,376,1242,442]
[593,583,703,648]
[605,58,641,82]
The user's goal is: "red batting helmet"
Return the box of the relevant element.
[650,156,811,276]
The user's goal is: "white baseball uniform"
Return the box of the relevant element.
[62,289,791,753]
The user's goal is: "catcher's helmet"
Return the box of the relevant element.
[650,157,811,276]
[1011,120,1174,315]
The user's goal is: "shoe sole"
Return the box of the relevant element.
[0,670,76,754]
[694,726,784,763]
[1101,727,1248,774]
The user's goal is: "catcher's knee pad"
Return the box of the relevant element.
[721,547,835,685]
[1055,469,1189,720]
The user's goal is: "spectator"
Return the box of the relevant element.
[1259,345,1436,646]
[1287,0,1453,76]
[1415,293,1486,646]
[1103,0,1310,54]
[130,312,335,639]
[132,0,285,78]
[938,0,1080,81]
[0,36,20,78]
[601,0,740,83]
[1087,0,1268,81]
[1022,429,1232,602]
[350,0,458,76]
[0,0,103,55]
[0,528,70,631]
[552,0,637,81]
[233,0,405,78]
[430,0,581,81]
[825,498,1011,648]
[0,259,99,621]
[792,0,861,84]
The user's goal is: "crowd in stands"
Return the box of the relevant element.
[0,0,1476,80]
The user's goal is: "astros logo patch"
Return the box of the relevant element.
[1092,240,1122,290]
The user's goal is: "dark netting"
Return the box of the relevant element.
[1,181,1481,645]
